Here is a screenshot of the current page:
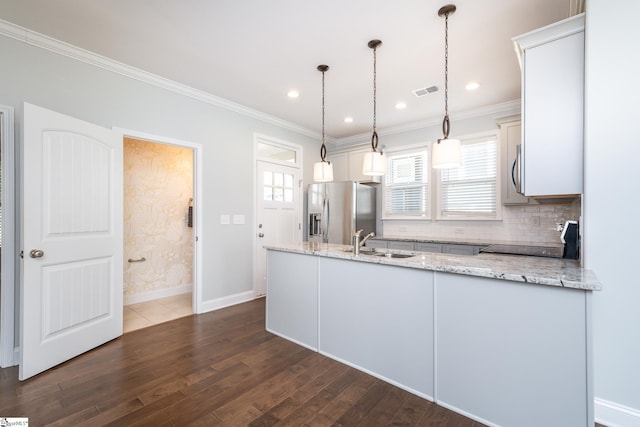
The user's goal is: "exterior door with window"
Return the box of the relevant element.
[21,103,123,380]
[255,161,301,296]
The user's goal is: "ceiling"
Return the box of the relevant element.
[0,0,573,141]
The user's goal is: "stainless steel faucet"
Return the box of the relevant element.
[352,230,375,255]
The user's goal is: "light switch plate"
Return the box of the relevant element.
[220,214,230,225]
[233,214,245,225]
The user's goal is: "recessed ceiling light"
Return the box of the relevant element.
[465,81,480,91]
[344,117,353,123]
[287,90,299,98]
[395,102,407,109]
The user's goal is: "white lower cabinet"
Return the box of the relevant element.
[265,250,592,426]
[265,250,318,350]
[435,273,591,427]
[318,257,434,399]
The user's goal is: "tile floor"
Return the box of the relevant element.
[123,293,193,333]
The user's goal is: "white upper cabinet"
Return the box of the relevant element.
[328,152,349,181]
[499,118,531,205]
[513,14,585,197]
[328,148,381,183]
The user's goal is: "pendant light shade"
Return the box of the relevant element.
[362,39,386,176]
[313,64,334,182]
[432,136,461,168]
[362,150,386,176]
[313,161,333,182]
[432,4,462,169]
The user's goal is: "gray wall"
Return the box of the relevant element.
[0,35,320,305]
[584,0,640,424]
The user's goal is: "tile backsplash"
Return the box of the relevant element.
[382,199,581,245]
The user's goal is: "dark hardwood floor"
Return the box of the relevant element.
[0,298,603,426]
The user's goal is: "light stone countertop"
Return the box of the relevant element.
[265,242,601,291]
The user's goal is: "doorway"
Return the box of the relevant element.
[0,105,204,377]
[253,134,303,296]
[114,128,203,313]
[0,105,16,368]
[123,137,195,332]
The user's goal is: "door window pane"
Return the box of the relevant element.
[263,171,295,203]
[263,187,273,201]
[257,142,297,163]
[284,189,293,202]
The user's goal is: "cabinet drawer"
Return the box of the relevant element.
[365,240,388,249]
[442,244,475,256]
[415,242,442,253]
[388,241,415,251]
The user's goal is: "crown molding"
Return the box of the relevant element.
[0,19,321,140]
[334,99,521,147]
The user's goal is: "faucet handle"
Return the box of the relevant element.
[354,229,363,236]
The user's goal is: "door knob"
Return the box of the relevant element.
[258,233,265,238]
[29,249,45,258]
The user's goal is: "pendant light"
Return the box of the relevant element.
[362,39,386,176]
[313,64,334,182]
[432,4,462,169]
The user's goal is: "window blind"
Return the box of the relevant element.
[384,149,429,217]
[439,138,497,218]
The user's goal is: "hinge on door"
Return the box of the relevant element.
[19,250,24,259]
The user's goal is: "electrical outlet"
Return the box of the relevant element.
[233,214,245,225]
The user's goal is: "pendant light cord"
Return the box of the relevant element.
[368,40,382,152]
[373,44,377,135]
[320,68,327,161]
[442,9,451,139]
[317,64,329,162]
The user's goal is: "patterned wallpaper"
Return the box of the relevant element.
[123,138,193,298]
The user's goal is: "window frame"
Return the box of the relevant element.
[382,144,431,220]
[380,131,501,222]
[435,131,501,220]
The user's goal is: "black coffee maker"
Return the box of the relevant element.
[561,221,579,259]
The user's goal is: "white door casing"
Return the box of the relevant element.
[255,160,302,296]
[116,127,203,315]
[21,103,123,380]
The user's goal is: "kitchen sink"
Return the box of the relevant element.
[369,252,417,259]
[343,247,417,258]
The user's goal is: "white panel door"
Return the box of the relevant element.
[20,103,123,380]
[255,161,301,296]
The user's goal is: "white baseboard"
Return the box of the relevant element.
[596,398,640,427]
[124,285,192,306]
[200,290,259,314]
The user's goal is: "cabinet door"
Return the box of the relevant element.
[500,120,530,204]
[364,239,387,249]
[522,31,584,196]
[442,244,475,255]
[415,242,442,253]
[329,152,348,181]
[387,241,415,251]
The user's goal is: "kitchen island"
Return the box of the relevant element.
[265,242,600,427]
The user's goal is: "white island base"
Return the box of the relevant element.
[266,249,593,427]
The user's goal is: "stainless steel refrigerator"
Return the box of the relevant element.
[307,181,376,244]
